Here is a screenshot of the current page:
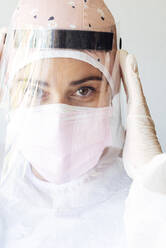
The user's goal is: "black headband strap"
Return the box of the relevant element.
[13,29,114,51]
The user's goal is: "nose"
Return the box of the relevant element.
[49,92,68,105]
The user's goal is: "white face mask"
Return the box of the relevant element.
[7,104,112,184]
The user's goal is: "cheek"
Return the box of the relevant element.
[10,84,25,109]
[95,84,112,107]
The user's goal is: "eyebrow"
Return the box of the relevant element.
[70,76,102,86]
[17,79,49,88]
[17,76,103,87]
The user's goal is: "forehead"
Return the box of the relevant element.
[16,58,102,80]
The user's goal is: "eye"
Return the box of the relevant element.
[35,88,48,99]
[75,86,96,97]
[25,86,49,99]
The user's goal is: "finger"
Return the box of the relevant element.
[119,50,129,100]
[119,51,139,103]
[126,54,144,103]
[120,52,151,116]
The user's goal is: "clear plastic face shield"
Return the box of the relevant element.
[0,1,125,190]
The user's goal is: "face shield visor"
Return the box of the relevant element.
[0,0,125,189]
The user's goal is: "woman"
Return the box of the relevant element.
[0,0,165,247]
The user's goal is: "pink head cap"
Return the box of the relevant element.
[8,0,120,98]
[13,0,115,32]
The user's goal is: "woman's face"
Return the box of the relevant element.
[10,57,111,109]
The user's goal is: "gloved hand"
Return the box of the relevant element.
[119,50,162,179]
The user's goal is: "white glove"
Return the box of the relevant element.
[119,50,162,179]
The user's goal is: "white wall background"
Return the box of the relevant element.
[0,0,166,150]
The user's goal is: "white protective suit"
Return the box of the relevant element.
[0,149,131,248]
[0,151,166,248]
